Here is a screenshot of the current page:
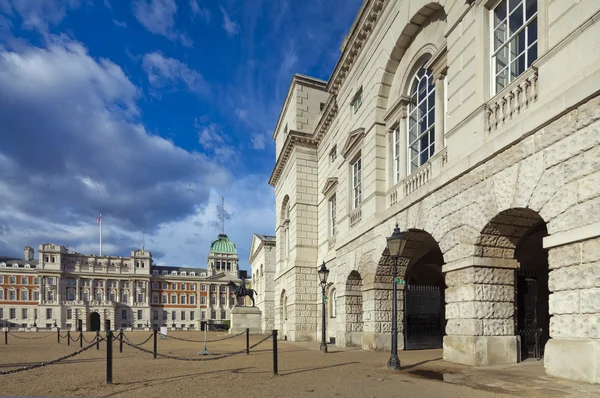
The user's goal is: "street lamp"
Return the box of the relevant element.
[317,261,330,353]
[386,223,407,370]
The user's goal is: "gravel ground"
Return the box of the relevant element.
[0,331,594,398]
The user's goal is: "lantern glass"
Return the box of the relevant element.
[317,262,330,285]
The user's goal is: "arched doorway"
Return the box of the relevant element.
[403,234,445,350]
[373,228,445,351]
[344,271,363,347]
[474,208,549,362]
[514,220,549,360]
[89,312,100,332]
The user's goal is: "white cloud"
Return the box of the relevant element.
[251,133,267,150]
[133,0,191,47]
[189,0,210,22]
[220,6,240,37]
[0,36,248,266]
[234,108,248,122]
[195,120,237,163]
[112,19,127,28]
[3,0,81,33]
[142,52,205,93]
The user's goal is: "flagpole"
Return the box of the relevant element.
[100,215,103,256]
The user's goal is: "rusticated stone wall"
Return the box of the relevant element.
[445,267,515,336]
[548,237,600,339]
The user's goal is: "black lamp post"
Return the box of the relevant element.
[317,262,330,353]
[386,223,407,370]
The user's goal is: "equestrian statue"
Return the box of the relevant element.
[227,278,258,307]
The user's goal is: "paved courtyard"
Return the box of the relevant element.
[1,331,600,397]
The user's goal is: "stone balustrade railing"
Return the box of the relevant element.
[486,67,538,132]
[388,147,447,207]
[350,207,362,227]
[405,162,432,196]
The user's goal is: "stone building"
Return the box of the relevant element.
[249,234,276,333]
[0,233,244,332]
[268,0,600,384]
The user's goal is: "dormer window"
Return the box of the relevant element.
[181,272,187,276]
[152,270,158,276]
[351,87,363,114]
[162,270,168,275]
[171,271,177,275]
[190,272,196,276]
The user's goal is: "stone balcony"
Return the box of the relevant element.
[388,147,448,207]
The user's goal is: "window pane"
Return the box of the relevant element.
[527,18,538,45]
[527,43,537,68]
[510,53,526,80]
[493,0,507,28]
[427,108,435,129]
[525,0,537,20]
[508,3,524,37]
[509,0,522,13]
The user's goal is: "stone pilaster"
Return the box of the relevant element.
[443,262,518,366]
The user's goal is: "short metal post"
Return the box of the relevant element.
[246,328,250,355]
[80,330,83,348]
[57,329,60,344]
[119,329,123,353]
[96,331,100,350]
[68,330,71,346]
[272,329,278,376]
[106,330,113,385]
[4,330,7,345]
[153,328,157,359]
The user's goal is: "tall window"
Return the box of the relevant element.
[352,157,362,209]
[408,68,435,173]
[492,0,537,93]
[329,195,337,236]
[393,128,401,183]
[330,290,337,318]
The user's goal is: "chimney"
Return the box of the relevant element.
[24,246,34,261]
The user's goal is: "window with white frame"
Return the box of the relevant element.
[190,295,196,305]
[152,292,159,304]
[9,276,16,284]
[352,157,362,209]
[491,0,537,94]
[408,68,435,174]
[10,308,16,319]
[329,195,337,236]
[393,128,401,183]
[0,288,3,300]
[162,294,168,304]
[0,275,3,283]
[20,289,28,301]
[171,294,177,304]
[33,290,39,301]
[329,145,337,163]
[21,308,28,319]
[181,294,187,304]
[137,310,143,320]
[351,87,363,114]
[8,289,16,300]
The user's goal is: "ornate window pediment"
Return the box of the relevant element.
[341,127,365,159]
[322,177,338,197]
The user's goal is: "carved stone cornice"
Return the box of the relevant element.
[326,0,387,95]
[314,94,339,144]
[268,130,318,187]
[424,43,448,80]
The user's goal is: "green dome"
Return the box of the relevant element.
[210,234,237,254]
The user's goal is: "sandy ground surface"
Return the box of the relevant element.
[1,330,600,398]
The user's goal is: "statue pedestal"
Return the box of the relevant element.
[229,306,262,335]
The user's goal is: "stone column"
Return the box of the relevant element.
[56,277,62,303]
[443,260,517,366]
[544,237,600,383]
[433,73,446,152]
[76,278,80,301]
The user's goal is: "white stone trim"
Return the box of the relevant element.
[442,256,518,273]
[543,222,600,249]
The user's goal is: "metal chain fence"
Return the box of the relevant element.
[0,337,104,375]
[158,330,245,343]
[122,333,153,346]
[122,333,272,362]
[7,332,55,340]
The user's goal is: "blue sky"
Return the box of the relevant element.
[0,0,362,270]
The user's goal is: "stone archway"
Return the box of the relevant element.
[365,228,445,351]
[444,208,549,366]
[341,271,364,347]
[89,312,101,332]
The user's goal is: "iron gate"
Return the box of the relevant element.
[517,274,543,360]
[404,285,443,350]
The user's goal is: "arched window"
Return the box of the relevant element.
[408,68,436,174]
